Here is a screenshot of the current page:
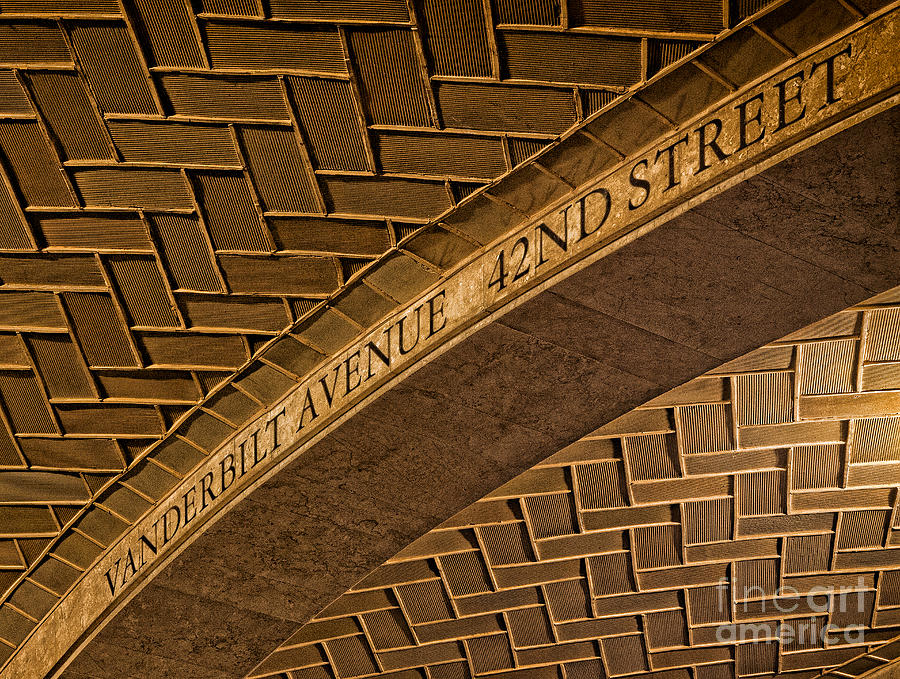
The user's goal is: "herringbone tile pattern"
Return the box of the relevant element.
[0,0,764,663]
[249,289,900,679]
[0,0,892,671]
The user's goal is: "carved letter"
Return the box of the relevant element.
[344,350,361,395]
[579,188,611,240]
[250,430,266,467]
[535,220,567,267]
[774,70,806,131]
[559,199,583,242]
[297,387,318,430]
[628,159,650,210]
[696,118,730,174]
[138,530,158,569]
[266,408,285,452]
[122,548,138,584]
[426,290,447,338]
[182,486,197,526]
[238,437,248,477]
[162,505,181,546]
[811,43,852,110]
[735,92,766,151]
[655,134,689,190]
[397,305,422,355]
[200,471,217,511]
[318,365,341,407]
[365,330,391,380]
[220,452,236,495]
[104,559,121,596]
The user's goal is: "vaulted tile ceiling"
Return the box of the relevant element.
[0,1,747,458]
[0,0,895,674]
[0,0,748,635]
[248,291,900,679]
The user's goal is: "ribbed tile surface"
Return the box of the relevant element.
[249,290,900,679]
[0,0,880,674]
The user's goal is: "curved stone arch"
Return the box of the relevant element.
[4,6,899,677]
[58,102,900,677]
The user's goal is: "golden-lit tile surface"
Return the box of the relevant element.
[249,288,900,679]
[0,0,775,664]
[0,0,895,672]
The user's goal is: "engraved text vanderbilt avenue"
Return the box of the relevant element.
[101,26,872,600]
